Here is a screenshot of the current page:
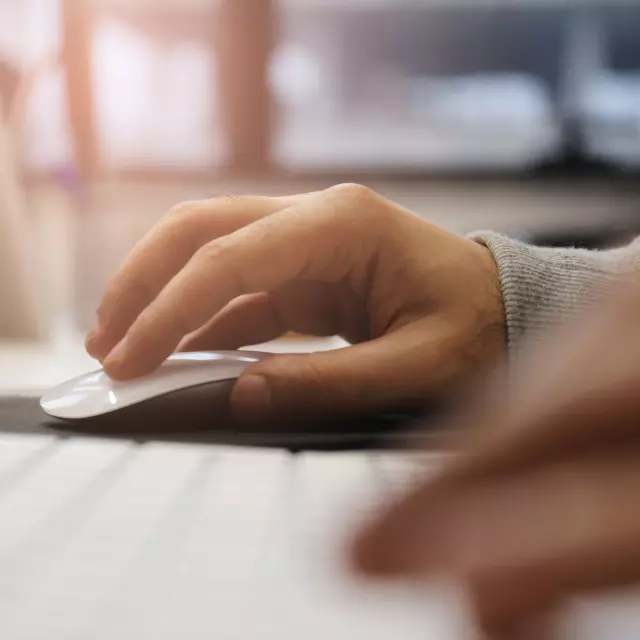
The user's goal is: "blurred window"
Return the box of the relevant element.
[92,2,224,171]
[0,0,72,171]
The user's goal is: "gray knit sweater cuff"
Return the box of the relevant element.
[470,232,640,351]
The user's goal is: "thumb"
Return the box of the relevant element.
[229,323,464,427]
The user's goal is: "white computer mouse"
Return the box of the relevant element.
[41,351,270,421]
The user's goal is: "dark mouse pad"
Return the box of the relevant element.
[0,395,443,452]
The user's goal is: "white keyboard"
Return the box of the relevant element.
[0,435,639,640]
[0,435,460,640]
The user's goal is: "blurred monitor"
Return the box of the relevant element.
[272,0,640,175]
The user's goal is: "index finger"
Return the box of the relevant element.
[87,195,301,361]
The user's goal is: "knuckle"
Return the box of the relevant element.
[164,196,242,222]
[324,183,388,231]
[195,238,248,294]
[326,182,375,205]
[196,237,233,264]
[161,203,199,237]
[161,201,211,253]
[164,200,201,221]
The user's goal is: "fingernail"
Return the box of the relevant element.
[231,375,272,426]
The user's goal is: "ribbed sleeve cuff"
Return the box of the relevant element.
[470,232,640,351]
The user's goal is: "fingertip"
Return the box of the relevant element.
[346,510,411,579]
[102,360,130,382]
[85,336,100,359]
[346,525,388,578]
[469,570,561,639]
[85,324,106,360]
[86,341,108,364]
[85,320,125,363]
[102,338,139,381]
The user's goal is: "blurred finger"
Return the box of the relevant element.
[486,610,562,640]
[450,284,640,484]
[352,446,640,632]
[464,457,640,633]
[368,324,640,580]
[439,357,640,492]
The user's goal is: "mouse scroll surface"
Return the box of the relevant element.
[40,351,270,421]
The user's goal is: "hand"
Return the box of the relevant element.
[86,184,505,425]
[350,280,640,637]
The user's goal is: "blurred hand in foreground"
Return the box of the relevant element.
[86,184,505,425]
[351,279,640,637]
